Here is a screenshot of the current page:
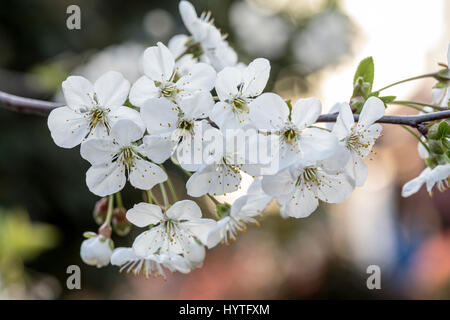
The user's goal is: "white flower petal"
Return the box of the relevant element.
[129,157,167,190]
[94,71,130,107]
[86,162,126,196]
[140,97,178,134]
[261,168,296,201]
[298,128,338,164]
[126,202,163,227]
[283,188,319,218]
[215,66,241,101]
[62,76,94,110]
[166,199,202,220]
[129,76,160,107]
[80,138,118,166]
[210,101,236,129]
[178,62,216,93]
[356,96,385,129]
[241,58,270,97]
[182,218,217,245]
[110,119,144,146]
[316,171,354,203]
[332,102,354,140]
[142,133,177,163]
[168,34,190,59]
[347,153,368,187]
[109,106,146,133]
[186,164,242,197]
[249,92,289,130]
[179,91,214,119]
[142,42,175,82]
[47,107,89,148]
[401,170,428,197]
[291,97,322,129]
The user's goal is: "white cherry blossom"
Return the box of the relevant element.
[331,96,385,186]
[80,235,113,268]
[127,200,215,262]
[48,71,143,148]
[178,1,237,71]
[402,164,450,197]
[262,158,354,218]
[249,93,338,170]
[185,130,247,197]
[207,177,272,248]
[431,43,450,107]
[210,58,271,130]
[80,119,167,197]
[129,42,216,107]
[140,92,215,164]
[110,247,194,278]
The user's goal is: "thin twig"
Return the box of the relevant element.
[1,91,449,134]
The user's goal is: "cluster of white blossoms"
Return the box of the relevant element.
[46,1,448,278]
[402,44,450,198]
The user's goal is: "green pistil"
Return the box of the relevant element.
[283,128,297,145]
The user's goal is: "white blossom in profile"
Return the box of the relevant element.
[331,97,385,186]
[402,164,450,197]
[80,235,113,268]
[207,177,272,248]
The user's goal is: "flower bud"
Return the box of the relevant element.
[80,234,113,268]
[112,208,131,236]
[93,197,108,225]
[427,123,441,140]
[428,140,444,154]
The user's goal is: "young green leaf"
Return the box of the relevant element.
[353,57,375,92]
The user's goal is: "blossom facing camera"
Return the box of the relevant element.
[129,42,216,107]
[48,71,144,148]
[80,119,167,196]
[127,200,215,261]
[211,58,271,130]
[80,235,114,268]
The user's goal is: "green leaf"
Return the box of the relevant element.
[438,120,450,138]
[353,57,374,92]
[379,96,396,103]
[434,81,450,89]
[83,231,97,238]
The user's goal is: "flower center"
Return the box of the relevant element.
[232,97,249,113]
[118,146,136,169]
[88,106,110,131]
[177,119,193,132]
[281,124,299,145]
[346,131,370,154]
[296,167,319,186]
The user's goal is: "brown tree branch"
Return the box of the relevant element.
[0,91,449,134]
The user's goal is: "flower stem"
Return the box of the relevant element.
[166,177,179,202]
[146,189,156,205]
[115,192,124,209]
[400,124,431,153]
[105,194,114,226]
[375,73,437,92]
[389,100,447,111]
[160,183,169,208]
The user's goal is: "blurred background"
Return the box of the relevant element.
[0,0,449,299]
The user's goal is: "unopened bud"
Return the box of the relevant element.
[98,223,112,239]
[428,140,444,154]
[93,197,108,225]
[112,208,131,236]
